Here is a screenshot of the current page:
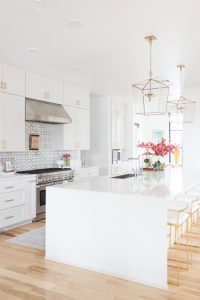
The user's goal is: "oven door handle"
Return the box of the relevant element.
[37,183,55,188]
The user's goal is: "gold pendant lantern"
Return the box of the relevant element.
[168,65,196,123]
[132,35,169,116]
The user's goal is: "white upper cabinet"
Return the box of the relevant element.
[0,64,25,97]
[77,108,90,150]
[0,92,25,152]
[62,106,77,150]
[111,98,126,149]
[44,78,63,104]
[0,63,3,93]
[26,71,63,104]
[111,98,125,118]
[0,93,4,151]
[26,72,44,101]
[3,94,25,151]
[56,105,90,151]
[64,83,89,109]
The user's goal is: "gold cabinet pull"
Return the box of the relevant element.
[3,82,7,90]
[5,199,14,203]
[5,186,14,189]
[76,99,80,106]
[44,92,50,99]
[5,215,14,220]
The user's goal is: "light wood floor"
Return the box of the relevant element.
[0,222,200,300]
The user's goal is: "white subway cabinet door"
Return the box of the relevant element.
[45,78,63,104]
[64,84,89,109]
[0,92,4,151]
[4,94,25,151]
[26,72,45,101]
[3,64,25,96]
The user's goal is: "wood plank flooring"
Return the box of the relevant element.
[0,221,200,300]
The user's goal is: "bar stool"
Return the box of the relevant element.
[167,201,190,285]
[175,194,199,260]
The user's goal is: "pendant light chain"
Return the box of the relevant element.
[149,39,153,79]
[179,65,184,97]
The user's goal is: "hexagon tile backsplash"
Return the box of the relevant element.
[0,122,80,171]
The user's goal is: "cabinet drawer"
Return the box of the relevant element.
[0,190,26,211]
[74,168,99,180]
[0,180,26,194]
[0,206,26,229]
[83,168,99,177]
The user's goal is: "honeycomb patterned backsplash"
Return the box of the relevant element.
[0,122,80,171]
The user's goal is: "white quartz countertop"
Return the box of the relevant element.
[50,168,200,198]
[0,172,36,181]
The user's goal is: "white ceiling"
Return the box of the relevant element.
[0,0,200,100]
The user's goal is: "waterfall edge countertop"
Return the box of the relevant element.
[49,168,200,198]
[46,167,200,291]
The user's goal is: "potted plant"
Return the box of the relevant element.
[138,139,175,171]
[63,153,71,167]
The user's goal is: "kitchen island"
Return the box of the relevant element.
[46,168,200,290]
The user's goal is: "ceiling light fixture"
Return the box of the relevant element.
[132,35,169,116]
[168,65,196,123]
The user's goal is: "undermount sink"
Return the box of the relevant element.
[112,173,135,179]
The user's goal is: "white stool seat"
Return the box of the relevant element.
[167,200,188,211]
[176,195,199,203]
[168,211,189,226]
[191,203,199,213]
[187,190,200,197]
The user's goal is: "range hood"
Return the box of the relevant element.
[25,98,72,124]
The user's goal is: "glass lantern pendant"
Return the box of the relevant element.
[168,65,196,123]
[132,35,169,116]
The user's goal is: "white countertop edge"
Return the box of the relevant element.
[0,172,36,181]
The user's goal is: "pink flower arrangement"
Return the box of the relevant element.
[138,139,175,157]
[63,153,71,159]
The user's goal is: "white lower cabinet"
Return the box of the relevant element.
[74,167,99,181]
[0,190,26,211]
[0,177,36,231]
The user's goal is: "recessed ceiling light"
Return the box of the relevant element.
[103,78,112,83]
[34,0,44,2]
[28,47,40,53]
[66,19,83,28]
[72,66,82,71]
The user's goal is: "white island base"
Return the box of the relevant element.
[46,176,169,290]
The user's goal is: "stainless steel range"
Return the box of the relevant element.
[17,168,74,220]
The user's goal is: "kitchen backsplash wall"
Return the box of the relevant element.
[0,122,80,171]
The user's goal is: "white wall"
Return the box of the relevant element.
[138,115,169,143]
[183,87,200,169]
